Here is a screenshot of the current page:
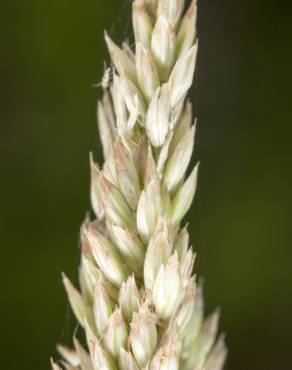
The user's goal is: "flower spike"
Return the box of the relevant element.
[53,1,226,370]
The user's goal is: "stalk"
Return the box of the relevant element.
[52,1,227,369]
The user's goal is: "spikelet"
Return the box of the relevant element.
[53,0,227,369]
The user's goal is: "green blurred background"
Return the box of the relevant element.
[1,0,291,369]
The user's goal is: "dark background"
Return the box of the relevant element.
[1,0,291,369]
